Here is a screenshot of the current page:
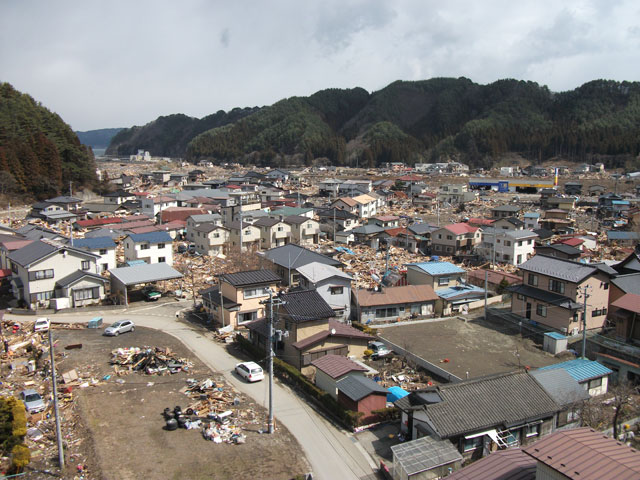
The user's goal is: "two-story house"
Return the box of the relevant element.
[123,231,173,266]
[509,255,612,334]
[315,208,360,234]
[431,223,481,256]
[72,237,117,272]
[477,228,538,266]
[352,194,378,219]
[491,217,525,231]
[102,189,137,205]
[253,217,291,249]
[192,224,229,257]
[437,184,476,204]
[261,244,343,286]
[141,195,178,218]
[284,216,320,245]
[200,269,281,328]
[490,205,522,219]
[186,214,223,243]
[8,239,107,309]
[523,212,540,230]
[227,221,261,252]
[297,262,353,321]
[405,261,466,290]
[370,215,400,229]
[330,197,360,216]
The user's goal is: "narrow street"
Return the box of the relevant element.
[7,302,378,480]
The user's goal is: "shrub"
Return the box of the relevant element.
[371,407,400,422]
[351,322,378,335]
[363,349,373,357]
[11,444,30,472]
[0,397,30,473]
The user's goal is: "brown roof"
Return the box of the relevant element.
[611,293,640,314]
[522,427,640,480]
[467,269,522,285]
[335,197,358,207]
[311,354,367,379]
[292,319,373,350]
[356,285,438,307]
[447,448,535,480]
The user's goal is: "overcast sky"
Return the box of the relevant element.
[2,1,639,131]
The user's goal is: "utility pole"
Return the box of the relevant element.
[581,286,591,359]
[484,269,488,321]
[333,207,336,245]
[239,195,243,253]
[219,275,225,327]
[48,328,64,468]
[262,290,286,434]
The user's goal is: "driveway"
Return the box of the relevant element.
[7,302,378,480]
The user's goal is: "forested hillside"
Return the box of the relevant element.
[76,128,123,148]
[106,108,259,157]
[0,83,98,199]
[106,78,640,169]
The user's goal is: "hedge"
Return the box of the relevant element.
[351,322,378,335]
[235,334,365,428]
[0,396,30,473]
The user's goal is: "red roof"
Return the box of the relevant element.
[75,217,124,228]
[225,184,242,189]
[467,269,522,285]
[311,354,367,379]
[1,240,34,251]
[383,227,410,238]
[467,217,495,226]
[522,427,640,480]
[444,223,478,235]
[558,237,584,247]
[132,191,150,197]
[160,207,207,223]
[292,320,373,350]
[611,293,640,314]
[448,448,535,480]
[0,269,12,279]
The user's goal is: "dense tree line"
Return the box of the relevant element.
[0,83,97,199]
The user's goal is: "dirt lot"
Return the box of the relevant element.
[12,326,309,480]
[379,315,565,381]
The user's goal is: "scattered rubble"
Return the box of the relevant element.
[110,346,193,375]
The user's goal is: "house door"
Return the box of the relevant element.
[526,303,532,320]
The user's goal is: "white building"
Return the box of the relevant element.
[477,228,538,266]
[71,237,117,273]
[297,262,353,321]
[141,195,178,218]
[123,231,173,266]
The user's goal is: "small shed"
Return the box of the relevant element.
[391,436,462,480]
[543,332,568,354]
[311,354,367,400]
[538,359,613,396]
[336,375,387,422]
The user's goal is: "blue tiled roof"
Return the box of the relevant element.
[524,212,540,218]
[72,236,116,250]
[408,261,465,276]
[544,332,567,340]
[607,231,640,241]
[538,359,613,383]
[127,231,172,244]
[436,284,485,300]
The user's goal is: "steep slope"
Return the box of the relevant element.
[0,82,97,199]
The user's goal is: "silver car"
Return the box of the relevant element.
[19,389,45,414]
[104,320,135,336]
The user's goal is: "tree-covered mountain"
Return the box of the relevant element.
[76,128,123,149]
[108,78,640,169]
[0,83,98,199]
[106,108,259,157]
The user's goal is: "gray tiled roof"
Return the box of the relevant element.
[279,289,335,323]
[530,369,590,407]
[8,240,57,266]
[253,217,282,228]
[221,269,281,287]
[395,371,559,439]
[518,255,597,283]
[491,205,522,212]
[56,270,108,288]
[109,263,183,286]
[193,223,226,234]
[262,244,342,270]
[611,273,640,295]
[508,284,580,310]
[336,375,387,401]
[537,244,582,256]
[283,215,308,225]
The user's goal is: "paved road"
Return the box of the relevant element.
[7,302,378,480]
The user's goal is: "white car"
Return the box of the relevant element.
[235,362,264,382]
[104,320,135,336]
[34,318,50,332]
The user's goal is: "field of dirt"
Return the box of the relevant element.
[21,327,309,480]
[379,315,565,380]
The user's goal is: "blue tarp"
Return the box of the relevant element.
[387,386,409,403]
[335,246,356,255]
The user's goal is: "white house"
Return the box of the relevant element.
[477,228,538,266]
[71,237,117,273]
[193,224,230,258]
[141,195,178,218]
[123,231,173,266]
[523,212,540,230]
[8,239,107,309]
[297,261,353,321]
[186,214,223,243]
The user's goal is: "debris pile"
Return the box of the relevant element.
[110,346,193,375]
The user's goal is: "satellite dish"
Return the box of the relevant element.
[331,328,336,335]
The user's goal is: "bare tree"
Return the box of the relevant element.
[610,381,638,439]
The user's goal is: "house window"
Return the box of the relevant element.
[504,240,511,246]
[277,226,283,232]
[446,235,453,240]
[244,287,270,299]
[536,304,547,317]
[527,239,532,245]
[238,311,258,324]
[33,269,54,280]
[375,307,397,318]
[101,263,108,272]
[549,279,565,294]
[445,246,452,253]
[213,233,220,238]
[517,254,522,264]
[517,293,524,300]
[527,274,538,286]
[438,277,450,286]
[74,288,96,301]
[81,260,91,271]
[525,424,540,438]
[158,257,166,263]
[588,377,603,389]
[330,286,344,295]
[33,291,53,303]
[99,249,107,255]
[463,436,484,452]
[157,243,165,249]
[140,244,150,250]
[603,282,609,290]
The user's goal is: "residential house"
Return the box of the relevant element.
[370,215,400,228]
[315,208,359,234]
[331,197,360,216]
[564,182,582,195]
[141,195,177,218]
[192,224,229,257]
[466,269,522,291]
[350,224,385,249]
[613,249,640,275]
[492,216,525,230]
[8,239,107,309]
[221,201,262,225]
[200,269,281,328]
[538,359,613,396]
[529,368,590,429]
[338,179,372,195]
[477,228,538,266]
[261,244,343,286]
[354,285,438,323]
[102,189,137,205]
[437,184,474,204]
[395,371,560,460]
[523,212,540,230]
[509,255,612,334]
[352,194,379,219]
[535,244,582,260]
[227,221,261,252]
[284,216,320,246]
[186,214,223,243]
[43,196,82,212]
[0,238,33,271]
[436,284,487,316]
[606,231,640,246]
[491,205,523,219]
[71,237,117,273]
[545,196,576,211]
[150,171,171,185]
[430,223,481,256]
[297,261,353,321]
[123,231,173,266]
[540,209,575,233]
[168,173,188,187]
[265,168,290,182]
[312,354,367,400]
[407,223,439,254]
[318,179,343,197]
[336,375,388,423]
[253,217,291,249]
[405,261,466,291]
[600,292,640,382]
